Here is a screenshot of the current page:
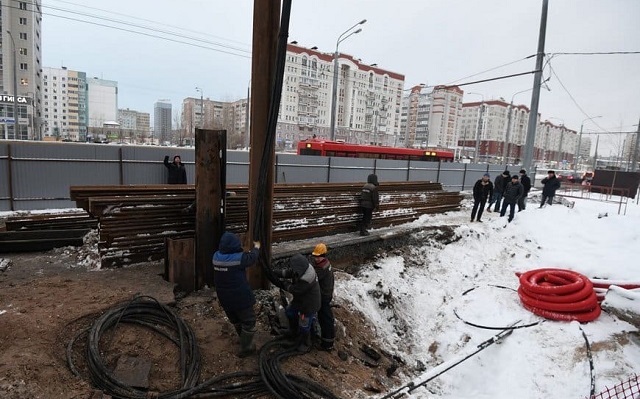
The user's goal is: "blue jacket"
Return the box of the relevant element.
[212,232,259,312]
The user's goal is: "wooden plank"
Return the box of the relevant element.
[165,237,196,292]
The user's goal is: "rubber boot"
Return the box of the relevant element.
[297,331,312,353]
[233,323,242,337]
[238,330,256,358]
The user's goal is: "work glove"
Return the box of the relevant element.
[253,241,261,249]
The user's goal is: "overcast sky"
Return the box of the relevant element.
[41,0,640,155]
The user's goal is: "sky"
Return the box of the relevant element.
[338,194,639,398]
[40,0,640,154]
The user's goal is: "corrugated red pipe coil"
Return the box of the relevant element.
[517,268,601,322]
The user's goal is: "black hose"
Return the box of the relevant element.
[579,325,596,398]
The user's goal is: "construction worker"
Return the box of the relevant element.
[212,232,260,357]
[276,253,321,352]
[359,174,380,236]
[310,243,335,351]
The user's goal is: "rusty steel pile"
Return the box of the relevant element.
[69,182,463,268]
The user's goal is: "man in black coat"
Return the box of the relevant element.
[212,232,260,357]
[540,170,561,207]
[359,174,380,236]
[276,253,321,352]
[500,175,524,223]
[518,169,532,211]
[471,173,493,223]
[487,170,510,212]
[164,155,187,184]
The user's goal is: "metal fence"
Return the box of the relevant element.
[0,140,523,211]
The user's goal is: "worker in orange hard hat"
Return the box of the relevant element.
[310,243,335,351]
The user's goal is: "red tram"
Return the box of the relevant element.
[297,139,454,162]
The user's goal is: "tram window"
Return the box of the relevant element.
[300,149,321,156]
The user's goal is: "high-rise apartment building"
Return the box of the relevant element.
[1,0,43,140]
[279,43,405,146]
[87,77,117,128]
[427,86,464,149]
[154,100,172,143]
[400,85,432,147]
[181,97,248,147]
[42,66,88,141]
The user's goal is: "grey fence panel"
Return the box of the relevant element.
[328,157,375,183]
[276,153,329,184]
[408,161,440,183]
[0,143,9,207]
[121,146,166,184]
[438,163,467,191]
[226,151,249,184]
[374,159,409,182]
[463,163,490,191]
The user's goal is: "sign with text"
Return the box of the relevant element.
[0,95,32,105]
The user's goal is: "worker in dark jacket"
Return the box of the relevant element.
[487,170,510,212]
[212,232,260,357]
[540,170,561,207]
[310,243,335,351]
[359,174,380,236]
[518,169,532,211]
[471,173,493,222]
[500,175,524,223]
[276,253,321,352]
[164,155,187,184]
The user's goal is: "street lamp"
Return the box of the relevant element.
[468,92,484,163]
[195,87,204,130]
[503,88,533,166]
[574,115,602,173]
[6,30,18,140]
[329,19,366,141]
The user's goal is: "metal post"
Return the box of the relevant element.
[7,31,18,140]
[593,134,600,171]
[503,101,513,166]
[523,0,549,172]
[558,128,564,166]
[574,123,583,173]
[474,103,484,162]
[329,20,366,141]
[330,50,339,141]
[632,118,640,172]
[7,144,14,211]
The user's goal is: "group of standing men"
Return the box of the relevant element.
[471,169,561,223]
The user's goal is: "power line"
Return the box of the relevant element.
[548,51,640,56]
[444,54,535,85]
[441,70,539,89]
[23,1,251,55]
[1,3,251,59]
[48,0,251,49]
[547,61,610,133]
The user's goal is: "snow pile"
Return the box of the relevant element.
[336,195,640,399]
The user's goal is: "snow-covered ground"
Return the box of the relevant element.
[337,193,640,399]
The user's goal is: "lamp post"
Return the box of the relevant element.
[329,19,366,141]
[468,92,484,163]
[574,116,602,173]
[195,87,204,129]
[6,30,18,140]
[503,88,533,166]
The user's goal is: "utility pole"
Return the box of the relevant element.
[632,118,640,172]
[503,102,513,166]
[523,0,549,172]
[7,30,18,140]
[593,134,600,171]
[474,103,484,162]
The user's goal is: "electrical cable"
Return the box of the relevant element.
[549,51,640,56]
[444,55,536,85]
[579,325,596,399]
[440,70,540,90]
[1,3,250,59]
[47,0,251,49]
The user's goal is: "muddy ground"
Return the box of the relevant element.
[0,242,412,399]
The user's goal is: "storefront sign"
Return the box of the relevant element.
[0,95,31,105]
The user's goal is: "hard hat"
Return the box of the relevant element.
[311,243,327,256]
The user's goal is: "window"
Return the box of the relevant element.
[20,63,28,70]
[19,32,27,40]
[19,2,28,10]
[19,17,27,25]
[20,78,28,86]
[19,48,27,56]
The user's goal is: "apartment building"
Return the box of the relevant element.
[87,77,118,128]
[42,66,87,141]
[279,42,405,146]
[427,85,464,149]
[154,100,172,144]
[181,97,248,147]
[400,85,431,147]
[117,108,150,142]
[1,0,43,139]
